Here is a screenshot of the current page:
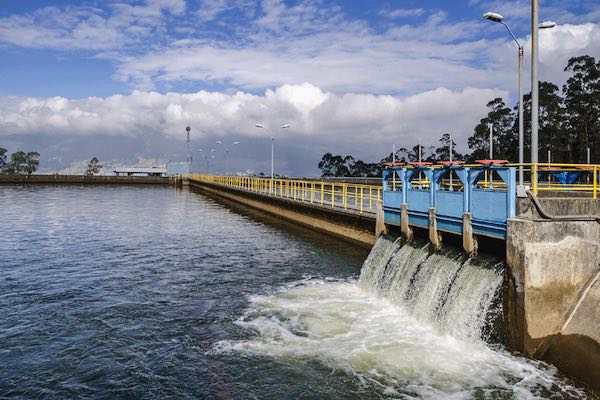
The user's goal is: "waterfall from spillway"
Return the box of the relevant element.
[359,236,504,342]
[217,236,591,399]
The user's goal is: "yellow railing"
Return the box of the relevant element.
[189,175,382,215]
[385,162,599,198]
[189,163,599,209]
[509,163,598,199]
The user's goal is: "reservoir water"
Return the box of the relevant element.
[0,185,595,399]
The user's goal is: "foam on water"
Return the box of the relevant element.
[217,237,592,398]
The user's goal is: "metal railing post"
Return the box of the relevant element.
[532,164,538,196]
[360,187,364,214]
[594,166,597,199]
[331,183,335,208]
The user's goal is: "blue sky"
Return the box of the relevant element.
[0,0,599,174]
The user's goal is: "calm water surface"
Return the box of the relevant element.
[0,185,595,399]
[0,185,367,399]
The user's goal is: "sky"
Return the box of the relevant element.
[0,0,599,176]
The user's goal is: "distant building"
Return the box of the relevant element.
[113,167,167,177]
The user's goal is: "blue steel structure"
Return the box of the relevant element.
[382,164,516,239]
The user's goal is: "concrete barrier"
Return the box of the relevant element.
[517,196,600,218]
[0,174,174,185]
[189,179,376,248]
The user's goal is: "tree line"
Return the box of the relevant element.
[0,147,39,175]
[319,54,600,177]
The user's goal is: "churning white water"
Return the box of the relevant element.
[216,237,590,399]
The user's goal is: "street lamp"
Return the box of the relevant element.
[255,123,290,193]
[216,141,239,175]
[198,148,216,173]
[186,126,191,174]
[483,11,555,187]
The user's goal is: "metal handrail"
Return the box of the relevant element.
[188,174,382,215]
[384,163,599,198]
[189,163,599,207]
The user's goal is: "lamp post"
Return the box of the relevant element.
[216,141,239,175]
[489,123,494,188]
[186,126,191,174]
[418,137,422,188]
[449,134,453,190]
[198,148,216,173]
[392,143,396,191]
[483,12,555,187]
[255,123,290,193]
[489,123,493,160]
[532,0,539,166]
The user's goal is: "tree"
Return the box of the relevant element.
[2,151,39,175]
[408,145,421,162]
[318,153,383,177]
[350,160,370,177]
[562,55,600,163]
[318,153,355,177]
[85,157,103,176]
[394,147,409,163]
[4,151,27,174]
[519,81,566,162]
[24,152,40,176]
[0,147,6,172]
[350,160,382,177]
[404,143,436,162]
[435,133,463,161]
[467,98,516,162]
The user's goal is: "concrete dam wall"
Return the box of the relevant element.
[188,179,377,248]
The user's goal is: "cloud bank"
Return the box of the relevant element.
[0,83,503,172]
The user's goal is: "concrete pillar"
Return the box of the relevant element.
[401,203,413,242]
[462,212,478,257]
[375,203,388,237]
[428,207,442,251]
[506,217,600,389]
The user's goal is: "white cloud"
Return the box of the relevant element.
[478,22,600,97]
[0,84,504,157]
[538,23,600,84]
[197,0,232,21]
[0,0,185,50]
[113,18,504,95]
[0,0,597,101]
[381,8,426,19]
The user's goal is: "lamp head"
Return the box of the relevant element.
[216,141,222,144]
[540,20,556,29]
[255,124,264,128]
[483,12,503,23]
[282,124,290,128]
[233,141,239,145]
